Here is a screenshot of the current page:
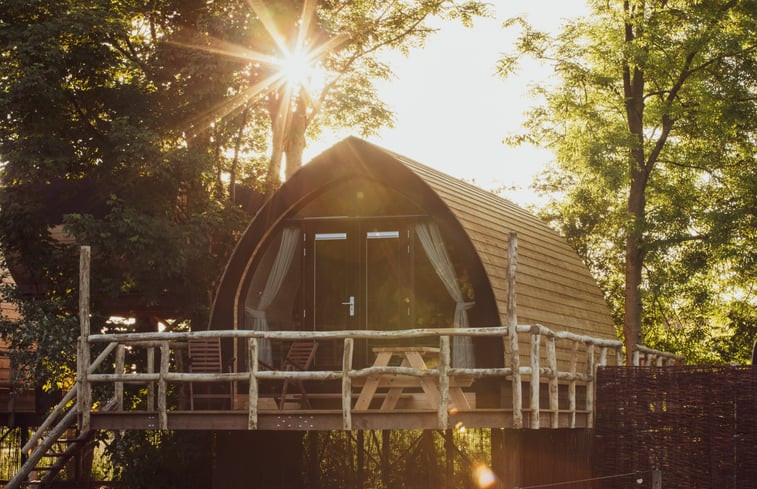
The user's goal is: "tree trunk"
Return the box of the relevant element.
[625,171,646,364]
[621,7,647,365]
[284,94,308,180]
[230,102,251,203]
[266,96,285,192]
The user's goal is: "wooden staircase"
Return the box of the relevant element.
[4,386,115,489]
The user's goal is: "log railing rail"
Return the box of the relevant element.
[79,325,681,431]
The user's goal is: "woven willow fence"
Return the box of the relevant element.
[594,366,757,489]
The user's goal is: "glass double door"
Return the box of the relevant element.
[303,221,413,367]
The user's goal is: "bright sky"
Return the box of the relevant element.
[306,0,589,208]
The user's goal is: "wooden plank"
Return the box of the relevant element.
[354,351,392,410]
[585,343,595,429]
[342,338,353,430]
[159,341,169,430]
[438,336,450,429]
[351,375,473,388]
[515,294,615,326]
[530,332,541,429]
[372,346,439,354]
[115,345,125,411]
[496,269,609,307]
[569,341,578,429]
[508,305,614,339]
[425,196,592,272]
[547,336,558,429]
[507,232,522,429]
[472,240,602,291]
[79,246,91,432]
[248,338,258,430]
[146,347,155,411]
[411,168,581,249]
[404,351,441,405]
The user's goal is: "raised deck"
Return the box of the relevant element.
[74,325,680,432]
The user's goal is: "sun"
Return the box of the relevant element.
[279,49,315,88]
[170,0,347,142]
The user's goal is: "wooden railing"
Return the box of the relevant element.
[77,325,680,431]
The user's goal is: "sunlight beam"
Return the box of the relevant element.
[296,0,318,52]
[184,71,287,137]
[247,0,290,55]
[166,35,281,66]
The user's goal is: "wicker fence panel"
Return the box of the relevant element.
[594,366,757,489]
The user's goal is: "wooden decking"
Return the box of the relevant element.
[89,407,592,431]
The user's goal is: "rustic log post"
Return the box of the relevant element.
[507,232,522,429]
[78,246,91,432]
[546,335,558,428]
[530,329,541,429]
[616,346,624,366]
[146,346,155,411]
[438,335,450,429]
[599,346,608,368]
[585,343,595,429]
[632,347,640,366]
[158,341,169,429]
[248,338,258,429]
[569,341,578,428]
[115,344,125,411]
[342,338,353,430]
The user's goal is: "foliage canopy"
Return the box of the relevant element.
[501,0,756,363]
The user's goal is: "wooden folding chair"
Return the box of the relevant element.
[188,337,233,410]
[277,340,318,409]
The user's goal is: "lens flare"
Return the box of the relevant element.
[455,421,466,434]
[279,49,314,87]
[473,464,496,488]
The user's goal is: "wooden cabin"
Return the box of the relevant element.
[209,136,619,399]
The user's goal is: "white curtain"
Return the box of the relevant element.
[244,226,301,367]
[415,222,475,368]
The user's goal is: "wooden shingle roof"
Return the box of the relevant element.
[378,145,617,341]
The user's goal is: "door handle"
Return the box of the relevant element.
[341,296,355,317]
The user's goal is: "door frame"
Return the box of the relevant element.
[298,215,424,367]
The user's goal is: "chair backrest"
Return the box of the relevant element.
[188,338,224,373]
[282,341,318,371]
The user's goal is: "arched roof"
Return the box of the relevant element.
[209,137,616,342]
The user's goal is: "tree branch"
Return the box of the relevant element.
[646,233,708,251]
